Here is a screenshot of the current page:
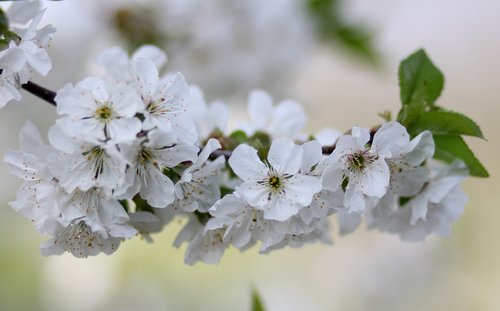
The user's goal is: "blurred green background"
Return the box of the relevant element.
[0,0,498,310]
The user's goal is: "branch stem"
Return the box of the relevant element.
[21,81,57,106]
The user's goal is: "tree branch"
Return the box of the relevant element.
[208,144,337,160]
[21,81,57,106]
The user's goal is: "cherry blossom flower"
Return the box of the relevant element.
[130,58,197,144]
[239,90,307,139]
[229,138,322,221]
[55,77,142,144]
[117,129,199,208]
[370,160,469,242]
[322,121,411,214]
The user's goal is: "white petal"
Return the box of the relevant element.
[264,196,299,221]
[315,128,343,146]
[372,121,410,157]
[300,140,322,173]
[248,89,273,128]
[132,45,168,69]
[7,1,41,24]
[140,166,176,208]
[269,100,307,138]
[357,158,390,197]
[96,46,129,79]
[285,174,322,207]
[76,76,109,103]
[409,194,430,225]
[405,131,435,166]
[193,138,221,169]
[337,209,362,235]
[391,165,429,197]
[228,144,267,182]
[106,118,142,143]
[159,143,199,168]
[267,138,302,175]
[0,47,25,71]
[236,182,269,208]
[21,41,51,75]
[321,165,344,191]
[208,100,229,133]
[55,83,95,117]
[344,183,366,214]
[131,58,159,100]
[0,77,21,108]
[19,120,45,155]
[109,83,141,118]
[351,127,371,150]
[47,123,82,153]
[331,135,360,161]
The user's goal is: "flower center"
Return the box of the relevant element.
[95,104,114,122]
[138,148,158,168]
[347,150,377,171]
[269,176,281,190]
[82,146,104,161]
[82,146,107,178]
[146,98,167,114]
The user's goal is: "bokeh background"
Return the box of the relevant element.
[0,0,499,310]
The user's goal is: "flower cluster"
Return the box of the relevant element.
[1,3,473,265]
[0,1,55,108]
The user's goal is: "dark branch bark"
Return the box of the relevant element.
[21,81,57,106]
[208,144,337,161]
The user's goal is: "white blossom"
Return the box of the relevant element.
[130,58,197,144]
[97,45,167,82]
[117,129,199,208]
[40,219,124,258]
[58,188,137,239]
[229,138,322,221]
[173,138,224,212]
[0,2,55,108]
[370,160,468,242]
[239,90,307,139]
[322,121,411,214]
[207,194,265,251]
[55,77,142,144]
[4,121,61,234]
[47,124,128,194]
[186,85,230,139]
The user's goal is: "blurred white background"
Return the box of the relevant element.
[0,1,498,310]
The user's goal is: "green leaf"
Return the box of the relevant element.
[399,49,444,106]
[248,131,272,160]
[229,130,248,144]
[251,289,266,311]
[410,111,485,139]
[396,84,427,127]
[306,0,379,64]
[433,135,489,177]
[0,9,8,37]
[220,186,234,197]
[3,30,20,43]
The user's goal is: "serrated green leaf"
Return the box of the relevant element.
[433,135,489,177]
[399,49,444,106]
[410,111,485,139]
[251,289,266,311]
[396,84,427,127]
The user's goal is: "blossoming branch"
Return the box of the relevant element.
[0,2,488,265]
